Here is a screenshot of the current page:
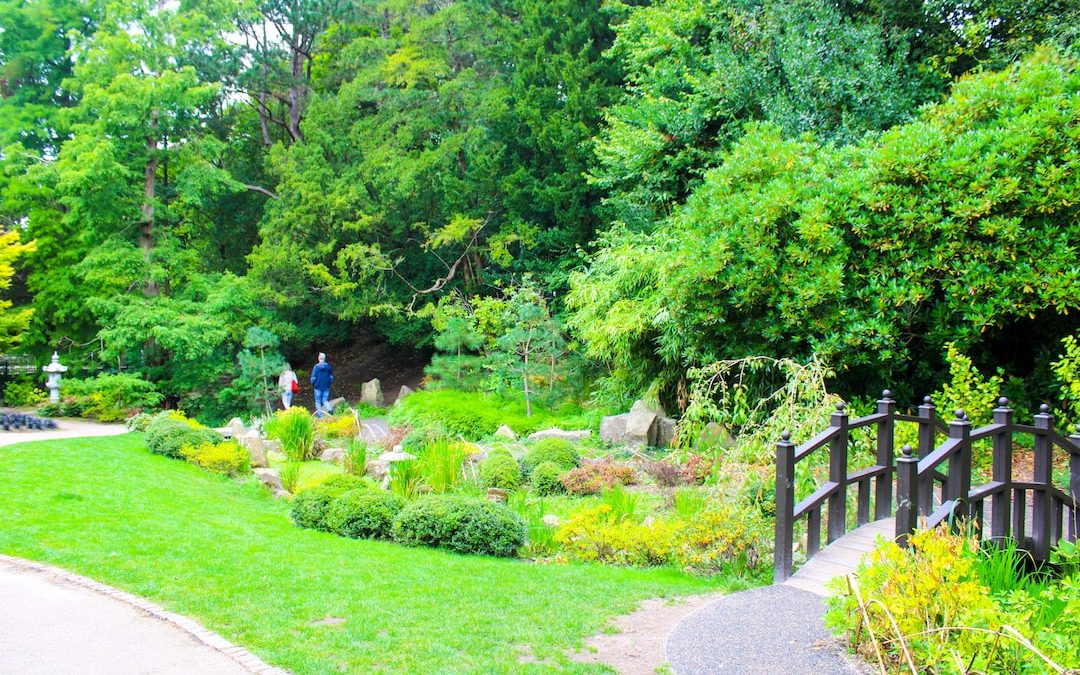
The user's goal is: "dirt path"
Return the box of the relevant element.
[566,592,728,674]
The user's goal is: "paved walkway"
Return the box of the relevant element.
[0,556,284,675]
[0,418,128,447]
[666,585,870,674]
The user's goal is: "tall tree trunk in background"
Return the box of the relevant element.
[287,36,305,142]
[141,109,160,297]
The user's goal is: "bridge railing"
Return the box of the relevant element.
[774,393,1080,583]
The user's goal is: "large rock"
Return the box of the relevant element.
[319,446,346,464]
[240,430,269,468]
[357,421,387,444]
[624,400,659,448]
[394,385,413,404]
[698,422,735,448]
[656,417,678,448]
[494,424,517,441]
[599,414,629,443]
[327,397,346,414]
[527,428,591,443]
[224,417,245,439]
[360,379,384,407]
[365,459,390,482]
[254,468,288,497]
[262,439,284,457]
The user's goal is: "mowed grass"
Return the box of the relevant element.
[0,434,725,673]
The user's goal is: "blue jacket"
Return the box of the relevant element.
[310,362,334,391]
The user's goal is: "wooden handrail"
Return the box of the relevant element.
[773,394,1080,582]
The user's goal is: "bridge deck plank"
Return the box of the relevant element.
[783,518,895,596]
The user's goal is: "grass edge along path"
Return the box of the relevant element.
[0,434,731,674]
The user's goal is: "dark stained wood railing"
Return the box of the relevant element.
[774,393,1080,582]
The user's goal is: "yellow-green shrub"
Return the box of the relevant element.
[554,505,679,566]
[673,504,771,576]
[316,413,359,438]
[181,441,250,476]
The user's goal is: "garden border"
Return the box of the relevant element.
[0,554,288,675]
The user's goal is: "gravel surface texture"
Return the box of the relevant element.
[667,585,871,675]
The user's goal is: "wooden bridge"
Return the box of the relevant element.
[773,393,1080,591]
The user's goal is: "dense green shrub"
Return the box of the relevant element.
[180,441,250,476]
[325,489,406,539]
[522,438,579,476]
[479,453,522,490]
[125,412,154,432]
[144,412,222,459]
[530,461,565,496]
[290,475,372,531]
[2,379,44,407]
[392,495,527,557]
[62,373,163,421]
[388,389,602,441]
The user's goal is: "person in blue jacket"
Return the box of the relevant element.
[310,352,334,417]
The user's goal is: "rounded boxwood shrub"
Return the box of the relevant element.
[145,413,221,459]
[479,453,522,490]
[392,495,527,557]
[530,461,565,496]
[325,489,406,539]
[290,475,374,531]
[522,438,579,476]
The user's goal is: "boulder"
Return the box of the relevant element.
[253,468,288,498]
[623,400,659,448]
[541,514,562,528]
[527,428,591,443]
[360,379,384,407]
[698,422,735,448]
[224,417,246,439]
[357,421,387,444]
[365,459,390,482]
[599,413,629,443]
[656,417,678,448]
[246,441,269,469]
[395,385,413,404]
[494,424,517,441]
[327,397,346,413]
[319,446,346,464]
[486,488,509,503]
[262,439,284,457]
[378,448,417,463]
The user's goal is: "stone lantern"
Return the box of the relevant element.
[42,352,68,403]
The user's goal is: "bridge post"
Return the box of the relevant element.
[1032,405,1054,559]
[1070,427,1080,540]
[774,431,796,583]
[947,410,972,525]
[917,397,936,516]
[828,403,849,543]
[895,444,919,547]
[990,398,1013,544]
[875,390,896,519]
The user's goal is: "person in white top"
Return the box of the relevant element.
[278,364,299,409]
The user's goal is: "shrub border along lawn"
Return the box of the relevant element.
[0,434,731,674]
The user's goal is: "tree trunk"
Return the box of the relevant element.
[287,38,305,142]
[523,339,531,417]
[141,109,160,297]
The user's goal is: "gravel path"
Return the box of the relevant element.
[666,585,871,675]
[0,557,285,675]
[0,418,128,447]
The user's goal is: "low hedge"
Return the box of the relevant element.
[392,495,527,557]
[479,453,522,491]
[145,413,222,459]
[325,489,406,540]
[522,438,579,476]
[290,475,372,531]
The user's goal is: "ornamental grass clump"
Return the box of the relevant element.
[325,490,406,540]
[392,495,527,557]
[265,407,315,461]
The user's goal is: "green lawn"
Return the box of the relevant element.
[0,434,726,673]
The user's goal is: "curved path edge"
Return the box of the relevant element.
[0,554,288,675]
